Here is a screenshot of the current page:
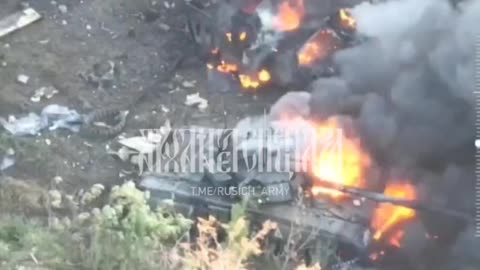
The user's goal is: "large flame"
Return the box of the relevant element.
[310,119,371,200]
[372,182,417,247]
[277,116,370,200]
[274,0,305,32]
[207,56,271,90]
[297,29,342,66]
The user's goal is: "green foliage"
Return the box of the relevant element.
[0,181,193,270]
[84,182,192,270]
[0,181,323,270]
[0,216,66,268]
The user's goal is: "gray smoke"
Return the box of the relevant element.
[284,0,478,263]
[270,0,477,226]
[337,0,476,168]
[279,0,479,171]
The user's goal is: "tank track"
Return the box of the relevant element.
[79,107,129,138]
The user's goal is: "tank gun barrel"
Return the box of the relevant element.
[313,179,473,222]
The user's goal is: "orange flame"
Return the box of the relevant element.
[239,31,248,41]
[310,119,371,200]
[298,29,341,66]
[339,9,357,30]
[389,230,405,248]
[274,0,305,32]
[208,60,238,73]
[277,117,370,200]
[239,69,271,89]
[372,182,417,246]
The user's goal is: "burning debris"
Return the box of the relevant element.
[136,0,477,268]
[273,0,305,32]
[186,0,367,91]
[264,0,477,267]
[371,182,417,247]
[297,29,342,67]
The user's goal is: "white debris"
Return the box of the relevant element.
[58,4,68,14]
[145,121,171,144]
[118,136,157,154]
[182,80,196,88]
[185,92,208,111]
[30,86,59,102]
[158,23,171,31]
[0,113,44,136]
[108,146,133,161]
[6,148,14,156]
[0,149,15,170]
[160,104,170,113]
[53,176,63,184]
[164,1,174,9]
[0,104,83,136]
[17,74,29,84]
[0,8,42,39]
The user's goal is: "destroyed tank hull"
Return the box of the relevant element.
[139,173,373,268]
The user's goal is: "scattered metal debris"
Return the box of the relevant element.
[58,4,68,14]
[109,120,172,164]
[42,104,84,131]
[16,74,30,85]
[0,104,84,136]
[0,8,42,39]
[185,92,208,111]
[0,113,45,136]
[182,80,196,88]
[30,86,59,102]
[0,148,15,171]
[118,136,158,154]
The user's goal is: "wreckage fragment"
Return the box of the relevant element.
[0,8,42,39]
[185,0,367,91]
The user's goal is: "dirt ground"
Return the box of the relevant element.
[0,0,283,191]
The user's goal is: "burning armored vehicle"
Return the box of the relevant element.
[127,1,475,269]
[185,0,368,91]
[134,113,472,270]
